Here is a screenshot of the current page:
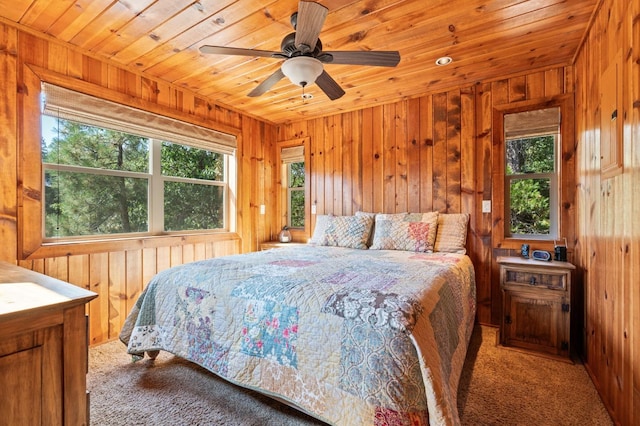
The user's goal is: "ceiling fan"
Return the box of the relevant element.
[199,1,401,100]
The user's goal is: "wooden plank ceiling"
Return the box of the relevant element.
[0,0,598,124]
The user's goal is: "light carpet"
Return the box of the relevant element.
[88,325,612,425]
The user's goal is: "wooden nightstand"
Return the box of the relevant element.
[259,241,307,251]
[498,256,576,360]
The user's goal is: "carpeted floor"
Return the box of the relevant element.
[88,325,613,425]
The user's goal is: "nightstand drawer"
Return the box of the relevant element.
[504,269,567,290]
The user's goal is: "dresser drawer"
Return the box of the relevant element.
[504,269,567,290]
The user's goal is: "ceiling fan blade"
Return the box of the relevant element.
[200,45,279,58]
[248,69,286,97]
[323,51,401,67]
[295,1,328,52]
[315,70,345,100]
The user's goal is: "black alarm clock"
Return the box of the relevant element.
[532,250,552,261]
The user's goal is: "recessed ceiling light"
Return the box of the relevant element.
[435,56,453,66]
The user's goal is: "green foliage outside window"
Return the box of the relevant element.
[289,161,305,228]
[161,142,225,231]
[506,135,555,235]
[42,117,226,238]
[43,120,149,237]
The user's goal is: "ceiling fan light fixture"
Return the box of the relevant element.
[281,56,323,87]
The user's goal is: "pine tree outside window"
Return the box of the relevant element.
[281,146,305,229]
[504,107,560,239]
[41,84,236,240]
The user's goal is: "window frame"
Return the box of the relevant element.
[276,137,310,241]
[41,110,232,241]
[491,95,575,252]
[285,161,305,229]
[504,132,559,240]
[18,65,240,260]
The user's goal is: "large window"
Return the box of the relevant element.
[503,107,560,239]
[41,83,235,240]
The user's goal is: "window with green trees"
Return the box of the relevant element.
[288,161,305,228]
[42,115,229,239]
[505,133,559,240]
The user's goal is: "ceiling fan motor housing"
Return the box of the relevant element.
[281,32,322,57]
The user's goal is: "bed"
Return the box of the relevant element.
[119,212,476,425]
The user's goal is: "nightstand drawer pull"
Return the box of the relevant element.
[529,276,537,285]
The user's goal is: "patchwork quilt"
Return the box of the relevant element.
[119,245,476,425]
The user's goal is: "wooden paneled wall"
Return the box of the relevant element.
[276,67,574,326]
[0,23,276,344]
[574,0,640,424]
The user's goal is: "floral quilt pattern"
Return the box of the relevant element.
[240,300,299,367]
[120,246,476,426]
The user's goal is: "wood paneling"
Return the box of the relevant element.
[574,0,640,424]
[276,68,575,326]
[0,22,273,345]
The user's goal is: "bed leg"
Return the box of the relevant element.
[147,350,160,360]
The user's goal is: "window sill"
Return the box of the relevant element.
[497,238,558,252]
[25,231,241,260]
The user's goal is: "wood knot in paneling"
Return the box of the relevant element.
[23,187,41,200]
[349,31,367,43]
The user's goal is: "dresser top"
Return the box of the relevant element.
[0,261,97,319]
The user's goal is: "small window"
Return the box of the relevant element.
[280,145,305,229]
[287,161,305,228]
[504,107,560,239]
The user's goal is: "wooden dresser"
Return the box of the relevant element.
[0,261,97,426]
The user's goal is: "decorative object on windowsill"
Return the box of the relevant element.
[520,244,530,259]
[279,226,292,243]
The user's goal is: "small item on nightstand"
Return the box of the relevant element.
[532,250,552,261]
[521,244,530,259]
[278,226,292,243]
[554,238,568,261]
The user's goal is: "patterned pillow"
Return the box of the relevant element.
[370,212,439,252]
[309,214,333,244]
[355,211,377,247]
[433,213,470,254]
[309,214,374,249]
